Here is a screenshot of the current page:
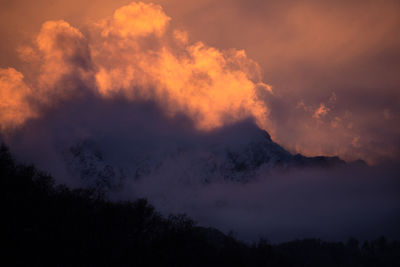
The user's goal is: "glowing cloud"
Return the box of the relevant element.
[0,1,271,132]
[0,68,36,130]
[36,20,94,101]
[313,104,329,119]
[100,2,171,38]
[91,2,271,130]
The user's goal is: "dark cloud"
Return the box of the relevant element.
[4,94,400,243]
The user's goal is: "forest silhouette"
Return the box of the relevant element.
[2,143,400,266]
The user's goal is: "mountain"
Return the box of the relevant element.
[2,143,398,267]
[61,120,346,191]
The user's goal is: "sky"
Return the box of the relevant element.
[1,0,400,163]
[0,0,400,242]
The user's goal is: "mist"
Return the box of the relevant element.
[2,94,399,243]
[1,1,400,244]
[123,163,400,243]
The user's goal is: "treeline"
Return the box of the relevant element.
[1,143,400,266]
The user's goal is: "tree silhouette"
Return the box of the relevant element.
[1,142,400,266]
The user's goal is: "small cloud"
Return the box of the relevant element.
[100,2,171,38]
[0,68,37,130]
[173,29,189,45]
[17,45,39,62]
[351,136,361,148]
[313,103,329,119]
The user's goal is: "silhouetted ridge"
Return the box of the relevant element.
[292,154,346,168]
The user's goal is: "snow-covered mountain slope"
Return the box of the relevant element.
[61,120,346,191]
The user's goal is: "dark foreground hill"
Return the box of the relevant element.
[1,143,400,267]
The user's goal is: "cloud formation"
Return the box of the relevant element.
[0,0,399,244]
[4,96,399,243]
[150,0,400,163]
[0,68,36,131]
[100,2,170,38]
[1,0,400,163]
[35,20,94,100]
[1,1,271,133]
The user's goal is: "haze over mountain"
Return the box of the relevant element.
[1,96,399,242]
[1,1,400,244]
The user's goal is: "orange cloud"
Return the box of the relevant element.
[0,2,272,133]
[0,21,95,131]
[1,0,399,163]
[92,2,271,130]
[131,43,271,130]
[313,104,329,119]
[0,68,36,130]
[100,2,171,38]
[36,20,94,102]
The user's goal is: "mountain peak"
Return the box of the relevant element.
[61,120,345,190]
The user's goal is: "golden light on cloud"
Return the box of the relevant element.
[101,2,171,38]
[313,104,329,119]
[0,1,272,132]
[35,20,94,101]
[2,0,398,164]
[0,68,36,130]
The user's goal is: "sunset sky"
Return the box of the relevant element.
[1,0,400,243]
[1,0,400,164]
